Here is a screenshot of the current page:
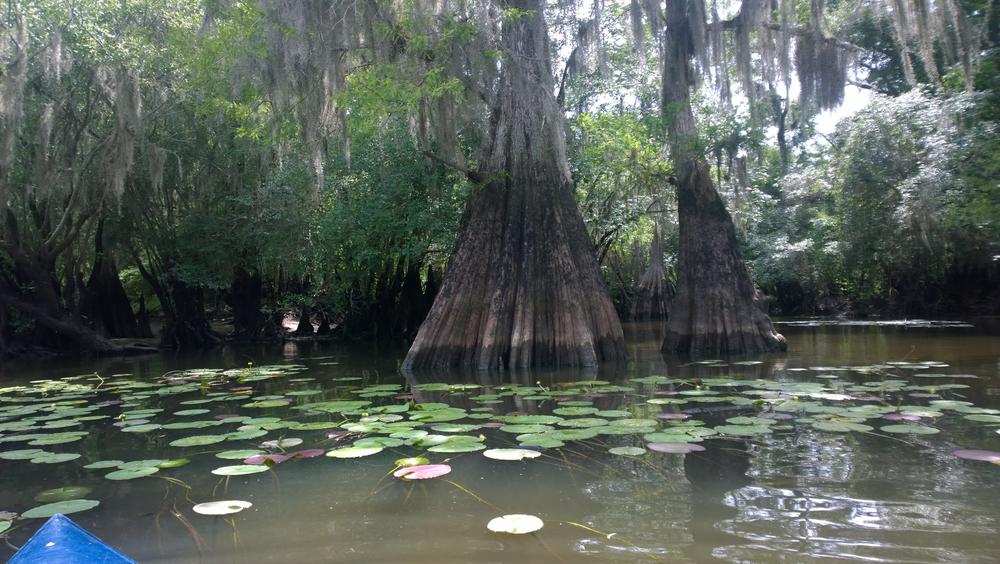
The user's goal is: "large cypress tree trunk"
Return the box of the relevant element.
[660,0,785,356]
[403,0,625,370]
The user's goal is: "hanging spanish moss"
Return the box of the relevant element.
[99,69,142,202]
[0,16,28,187]
[795,1,846,113]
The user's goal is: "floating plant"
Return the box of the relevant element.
[952,449,1000,463]
[487,514,544,534]
[21,499,100,519]
[192,500,252,516]
[483,448,541,461]
[393,464,452,480]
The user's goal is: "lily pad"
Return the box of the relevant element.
[326,446,383,459]
[34,486,93,503]
[608,446,646,456]
[29,452,81,464]
[394,457,430,467]
[170,434,227,447]
[216,449,265,460]
[952,449,1000,462]
[647,442,707,454]
[105,467,160,480]
[880,424,940,435]
[393,464,452,480]
[483,448,541,461]
[0,449,45,460]
[428,442,486,453]
[158,458,191,468]
[211,464,270,476]
[487,514,544,534]
[22,499,100,519]
[192,500,252,516]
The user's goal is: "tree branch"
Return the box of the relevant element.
[421,150,484,184]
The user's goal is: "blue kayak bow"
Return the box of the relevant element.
[9,514,135,563]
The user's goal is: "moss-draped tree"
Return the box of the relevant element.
[402,0,626,370]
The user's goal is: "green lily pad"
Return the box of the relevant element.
[29,452,81,464]
[22,499,100,519]
[880,425,940,435]
[83,459,125,469]
[118,459,164,470]
[288,421,340,431]
[170,434,227,447]
[812,421,874,433]
[121,423,163,433]
[34,486,93,503]
[964,414,1000,423]
[394,457,430,467]
[552,407,599,416]
[0,449,45,460]
[174,409,211,416]
[428,442,486,453]
[609,446,647,456]
[211,464,270,476]
[499,424,554,434]
[105,467,160,480]
[216,449,265,460]
[158,458,191,468]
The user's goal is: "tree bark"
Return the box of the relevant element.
[660,0,786,357]
[80,219,141,338]
[403,0,625,370]
[631,224,673,321]
[228,266,263,340]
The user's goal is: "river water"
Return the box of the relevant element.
[1,320,998,563]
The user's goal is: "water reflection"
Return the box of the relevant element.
[1,321,998,563]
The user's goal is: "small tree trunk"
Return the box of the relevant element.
[293,304,314,337]
[631,225,673,321]
[161,278,218,348]
[660,0,785,357]
[80,219,141,338]
[228,266,263,340]
[403,0,625,370]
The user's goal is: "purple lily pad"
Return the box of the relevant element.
[244,454,290,465]
[647,443,707,454]
[326,431,352,440]
[393,464,452,480]
[883,413,922,421]
[655,413,690,420]
[288,449,324,459]
[215,414,241,420]
[952,449,1000,463]
[230,386,254,392]
[394,394,415,401]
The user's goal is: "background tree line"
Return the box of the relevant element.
[0,0,996,358]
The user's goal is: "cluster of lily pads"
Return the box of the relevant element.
[1,358,998,540]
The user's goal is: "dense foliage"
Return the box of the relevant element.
[0,0,996,355]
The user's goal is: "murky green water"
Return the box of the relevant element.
[2,321,999,563]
